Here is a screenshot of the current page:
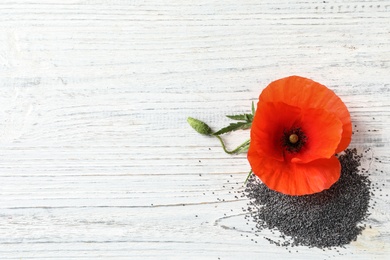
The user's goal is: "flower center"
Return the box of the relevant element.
[289,134,299,144]
[282,127,307,153]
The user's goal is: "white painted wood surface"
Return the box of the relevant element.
[1,0,389,259]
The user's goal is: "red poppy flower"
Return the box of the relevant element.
[248,76,352,195]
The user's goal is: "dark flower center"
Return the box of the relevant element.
[282,127,307,153]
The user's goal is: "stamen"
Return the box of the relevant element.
[281,127,307,153]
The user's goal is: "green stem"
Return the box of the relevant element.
[244,169,253,185]
[215,136,250,154]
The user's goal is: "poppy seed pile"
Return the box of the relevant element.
[245,148,371,248]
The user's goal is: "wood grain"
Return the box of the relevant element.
[0,0,389,259]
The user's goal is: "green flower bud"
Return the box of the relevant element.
[187,117,212,135]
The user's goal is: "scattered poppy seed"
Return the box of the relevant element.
[245,148,371,248]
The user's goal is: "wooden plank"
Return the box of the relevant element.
[0,0,389,259]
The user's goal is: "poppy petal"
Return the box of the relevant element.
[251,101,342,164]
[250,101,302,162]
[290,108,343,163]
[259,76,351,153]
[293,156,341,195]
[248,147,341,195]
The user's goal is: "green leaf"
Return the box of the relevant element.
[212,122,252,136]
[226,114,252,121]
[233,139,250,154]
[226,102,255,123]
[245,113,253,122]
[187,117,213,135]
[215,137,250,154]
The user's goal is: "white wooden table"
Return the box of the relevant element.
[1,1,389,259]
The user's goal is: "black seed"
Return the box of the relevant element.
[244,148,371,248]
